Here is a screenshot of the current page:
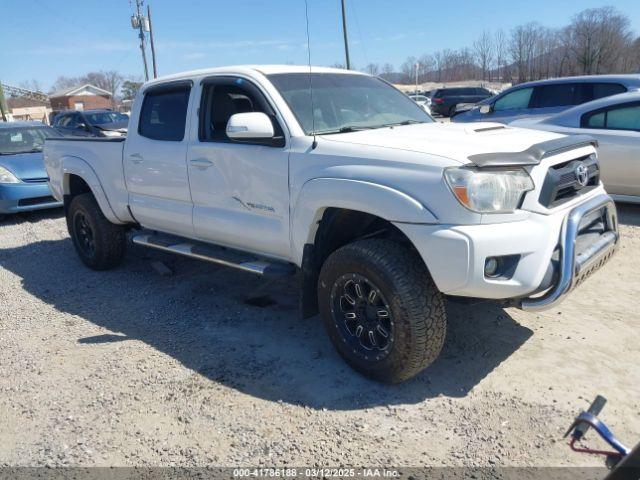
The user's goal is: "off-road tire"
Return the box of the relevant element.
[67,193,126,270]
[318,239,446,383]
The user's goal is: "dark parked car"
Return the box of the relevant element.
[430,87,493,117]
[53,109,128,138]
[0,121,62,220]
[452,74,640,124]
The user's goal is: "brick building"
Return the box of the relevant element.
[49,84,112,111]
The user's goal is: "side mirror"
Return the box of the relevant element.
[77,122,88,130]
[226,112,274,140]
[479,105,492,114]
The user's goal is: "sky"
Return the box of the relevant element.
[2,0,639,91]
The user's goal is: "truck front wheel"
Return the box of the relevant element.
[318,239,446,383]
[67,193,126,270]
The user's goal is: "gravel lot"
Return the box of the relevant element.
[0,204,638,468]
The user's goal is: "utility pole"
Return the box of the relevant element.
[131,0,150,81]
[340,0,351,70]
[415,62,419,94]
[147,4,158,78]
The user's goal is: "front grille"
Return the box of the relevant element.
[18,196,57,207]
[538,155,600,208]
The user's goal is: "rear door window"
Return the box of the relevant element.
[493,87,533,111]
[139,84,191,141]
[533,83,579,108]
[581,102,640,131]
[592,83,626,100]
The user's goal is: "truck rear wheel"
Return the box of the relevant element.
[67,193,126,271]
[318,239,446,383]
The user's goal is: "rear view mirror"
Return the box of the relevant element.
[226,112,274,140]
[77,122,87,130]
[479,105,492,114]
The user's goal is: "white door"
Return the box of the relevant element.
[123,82,195,235]
[186,76,291,259]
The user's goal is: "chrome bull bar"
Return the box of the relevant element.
[520,193,619,311]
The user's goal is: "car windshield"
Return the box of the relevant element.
[85,111,128,125]
[268,73,433,135]
[0,126,59,155]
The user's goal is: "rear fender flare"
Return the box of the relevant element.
[61,156,125,225]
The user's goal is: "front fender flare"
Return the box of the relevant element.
[290,177,438,264]
[61,156,125,225]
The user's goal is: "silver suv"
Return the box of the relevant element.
[453,75,640,124]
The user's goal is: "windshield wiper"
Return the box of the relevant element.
[0,148,43,155]
[382,120,424,128]
[315,125,376,135]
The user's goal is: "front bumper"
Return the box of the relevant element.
[395,192,618,310]
[0,182,62,214]
[519,193,618,311]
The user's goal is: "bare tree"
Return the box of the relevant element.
[19,79,44,93]
[364,63,380,76]
[432,51,443,82]
[474,30,494,81]
[566,7,633,74]
[400,56,418,83]
[49,76,80,93]
[494,29,507,81]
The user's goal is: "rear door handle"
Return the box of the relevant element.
[129,153,144,164]
[190,158,214,169]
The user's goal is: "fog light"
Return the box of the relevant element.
[484,257,499,277]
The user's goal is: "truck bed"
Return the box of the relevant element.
[44,137,131,224]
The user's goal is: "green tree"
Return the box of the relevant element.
[121,80,143,101]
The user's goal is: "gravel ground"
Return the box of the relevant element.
[0,204,638,468]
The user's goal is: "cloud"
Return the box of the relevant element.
[184,52,206,60]
[158,39,299,50]
[19,42,132,55]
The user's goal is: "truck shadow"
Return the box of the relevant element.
[0,238,532,411]
[616,202,640,227]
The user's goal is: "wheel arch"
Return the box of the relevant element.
[291,177,438,265]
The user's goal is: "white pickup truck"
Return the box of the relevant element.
[44,66,619,383]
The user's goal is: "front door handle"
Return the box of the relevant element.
[190,158,214,169]
[129,153,144,164]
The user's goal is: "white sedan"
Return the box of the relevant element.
[409,95,432,115]
[512,91,640,203]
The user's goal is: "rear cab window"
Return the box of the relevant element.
[139,83,191,141]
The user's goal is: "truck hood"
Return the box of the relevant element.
[321,122,564,165]
[0,151,47,181]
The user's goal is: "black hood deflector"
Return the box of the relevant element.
[467,135,598,167]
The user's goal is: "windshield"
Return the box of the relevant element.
[0,126,59,155]
[85,111,129,125]
[268,73,433,135]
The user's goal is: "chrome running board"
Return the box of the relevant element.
[132,233,296,278]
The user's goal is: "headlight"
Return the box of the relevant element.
[444,167,534,213]
[0,166,20,184]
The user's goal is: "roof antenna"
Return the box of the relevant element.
[304,0,318,149]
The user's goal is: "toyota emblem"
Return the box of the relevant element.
[574,163,589,187]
